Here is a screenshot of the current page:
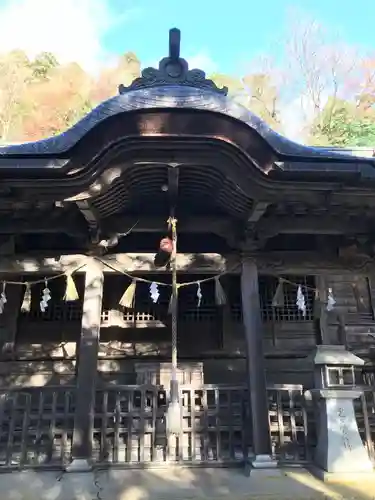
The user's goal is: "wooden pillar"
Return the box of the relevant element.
[241,260,275,468]
[68,259,103,471]
[0,283,22,356]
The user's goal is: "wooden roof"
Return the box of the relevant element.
[0,29,375,257]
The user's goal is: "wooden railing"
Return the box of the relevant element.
[268,384,313,463]
[355,386,375,462]
[0,386,75,469]
[0,383,315,470]
[93,384,248,465]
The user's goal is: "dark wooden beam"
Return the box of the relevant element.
[0,236,14,255]
[247,201,270,223]
[252,250,375,274]
[0,252,240,274]
[243,201,271,250]
[0,251,374,275]
[104,215,236,237]
[168,163,179,213]
[256,215,370,239]
[76,200,100,244]
[0,217,86,235]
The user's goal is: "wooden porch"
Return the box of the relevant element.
[0,253,374,470]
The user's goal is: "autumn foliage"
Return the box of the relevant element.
[0,16,374,147]
[0,50,141,143]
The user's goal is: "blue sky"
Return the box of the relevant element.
[0,0,373,142]
[0,0,373,75]
[102,0,375,74]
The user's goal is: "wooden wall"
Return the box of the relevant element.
[1,267,375,389]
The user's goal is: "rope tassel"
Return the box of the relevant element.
[64,273,79,301]
[214,276,226,306]
[119,279,137,308]
[21,283,32,313]
[272,278,285,308]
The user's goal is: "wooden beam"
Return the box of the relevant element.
[0,253,240,274]
[0,217,86,235]
[168,163,179,212]
[0,250,374,276]
[76,200,100,244]
[104,215,236,236]
[253,251,375,274]
[256,215,370,239]
[247,201,269,223]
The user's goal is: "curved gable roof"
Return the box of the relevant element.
[0,26,373,179]
[0,84,370,163]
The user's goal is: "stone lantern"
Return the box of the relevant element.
[306,345,373,478]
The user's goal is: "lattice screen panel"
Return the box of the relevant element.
[178,276,217,323]
[225,276,242,322]
[219,275,315,324]
[259,275,315,322]
[101,274,219,326]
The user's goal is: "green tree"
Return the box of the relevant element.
[311,99,375,146]
[211,71,283,131]
[30,52,59,81]
[241,73,281,130]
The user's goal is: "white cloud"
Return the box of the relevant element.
[187,52,217,74]
[0,0,120,73]
[280,95,311,144]
[280,90,331,144]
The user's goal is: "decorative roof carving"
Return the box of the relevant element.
[119,28,228,96]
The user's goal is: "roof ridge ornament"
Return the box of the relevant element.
[118,28,228,95]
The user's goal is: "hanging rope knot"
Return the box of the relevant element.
[167,216,178,235]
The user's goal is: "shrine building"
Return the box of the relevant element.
[0,29,373,475]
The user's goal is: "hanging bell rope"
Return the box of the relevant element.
[168,284,180,314]
[166,215,182,435]
[169,216,178,382]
